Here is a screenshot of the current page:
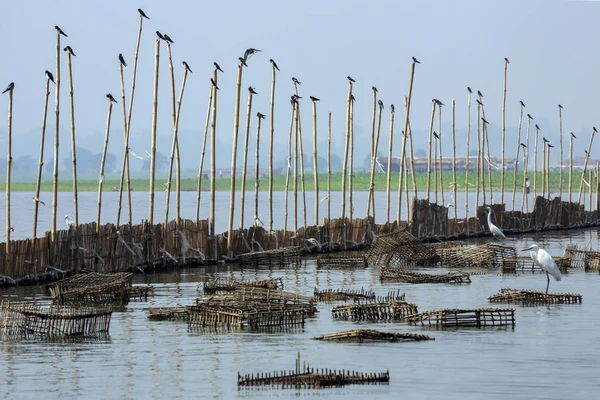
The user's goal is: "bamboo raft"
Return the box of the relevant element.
[407,308,515,327]
[488,288,582,305]
[313,329,434,342]
[237,246,301,268]
[366,230,439,267]
[316,254,368,269]
[203,276,283,294]
[0,300,112,338]
[380,267,471,283]
[238,354,390,388]
[314,287,375,302]
[438,243,517,271]
[331,300,418,321]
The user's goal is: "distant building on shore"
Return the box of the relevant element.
[376,155,519,173]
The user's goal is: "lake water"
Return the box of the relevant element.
[1,226,600,399]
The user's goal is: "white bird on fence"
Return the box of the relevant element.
[320,193,330,203]
[485,207,505,239]
[523,244,562,294]
[64,215,75,228]
[32,196,46,206]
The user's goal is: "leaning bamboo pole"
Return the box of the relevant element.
[577,127,596,204]
[164,42,178,228]
[569,132,574,203]
[385,104,395,224]
[33,77,51,241]
[327,111,332,236]
[283,99,294,233]
[4,83,14,255]
[239,87,255,230]
[596,163,599,213]
[311,97,319,226]
[195,81,213,224]
[209,71,218,238]
[501,58,508,205]
[254,113,265,227]
[559,105,564,197]
[397,59,417,223]
[268,61,277,234]
[425,102,436,202]
[341,82,352,241]
[227,58,246,254]
[511,101,524,210]
[148,38,160,225]
[116,60,128,229]
[533,124,539,198]
[403,130,410,221]
[65,46,78,228]
[368,86,377,216]
[521,116,532,213]
[547,144,552,199]
[367,101,383,218]
[297,101,308,234]
[51,28,64,242]
[482,114,493,204]
[174,64,189,228]
[408,113,417,200]
[96,96,114,232]
[465,89,471,233]
[451,99,457,223]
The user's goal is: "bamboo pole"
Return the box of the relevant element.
[385,104,395,224]
[51,27,65,242]
[283,99,294,233]
[547,145,553,199]
[297,101,307,234]
[521,115,532,213]
[367,101,383,218]
[195,81,214,224]
[239,87,255,230]
[559,105,564,197]
[438,104,444,206]
[407,104,417,200]
[577,127,596,204]
[33,77,51,241]
[254,113,265,227]
[596,163,599,213]
[341,82,352,241]
[164,42,178,228]
[349,96,355,227]
[533,124,539,198]
[403,129,410,221]
[482,115,493,204]
[541,141,546,198]
[148,38,160,225]
[268,60,277,234]
[327,111,331,234]
[4,83,14,255]
[451,100,457,223]
[569,132,574,203]
[227,58,246,254]
[397,59,417,223]
[511,102,524,210]
[293,100,299,238]
[475,102,482,207]
[589,169,593,210]
[465,89,471,233]
[174,63,189,228]
[96,95,114,232]
[425,102,436,202]
[209,71,218,238]
[434,129,438,203]
[65,46,78,228]
[116,60,128,229]
[501,58,508,205]
[367,86,377,217]
[311,96,319,226]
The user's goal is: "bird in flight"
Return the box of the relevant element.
[243,48,261,62]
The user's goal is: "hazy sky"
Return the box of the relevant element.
[1,0,599,172]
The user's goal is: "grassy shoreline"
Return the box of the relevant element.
[0,171,588,192]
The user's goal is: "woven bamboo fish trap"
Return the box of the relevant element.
[356,290,406,304]
[237,246,301,268]
[366,230,439,267]
[380,267,471,283]
[316,254,368,269]
[0,300,112,338]
[561,244,600,270]
[515,257,572,274]
[331,300,418,321]
[439,243,517,271]
[203,277,283,294]
[147,307,189,321]
[313,329,434,342]
[488,288,582,305]
[407,308,515,327]
[314,287,375,302]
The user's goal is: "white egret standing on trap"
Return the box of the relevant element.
[523,244,562,294]
[485,207,505,239]
[64,215,75,228]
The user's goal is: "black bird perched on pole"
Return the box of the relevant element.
[378,99,384,109]
[372,86,378,93]
[482,118,489,124]
[257,112,266,119]
[2,82,14,94]
[412,56,420,64]
[269,59,279,71]
[585,150,588,155]
[106,93,117,103]
[182,61,193,73]
[156,31,165,41]
[213,62,223,73]
[243,48,261,62]
[290,95,298,104]
[291,94,302,102]
[520,143,527,148]
[535,124,540,130]
[433,131,440,139]
[350,94,356,102]
[248,86,258,95]
[467,87,472,94]
[571,132,576,138]
[433,98,444,107]
[527,114,533,120]
[138,8,150,19]
[476,99,483,107]
[292,77,301,86]
[505,57,510,64]
[543,137,549,143]
[163,33,174,44]
[477,90,483,98]
[520,100,525,108]
[119,53,127,67]
[210,78,219,90]
[238,57,248,67]
[594,127,598,133]
[558,104,563,109]
[64,46,76,56]
[390,104,395,113]
[55,25,68,37]
[45,70,55,84]
[310,96,320,102]
[548,144,554,148]
[347,76,355,83]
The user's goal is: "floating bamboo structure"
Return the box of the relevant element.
[366,230,439,267]
[316,254,367,269]
[436,243,517,271]
[313,329,434,343]
[332,300,418,321]
[313,287,375,302]
[148,306,188,321]
[203,276,283,294]
[488,288,582,305]
[407,308,515,328]
[380,268,471,284]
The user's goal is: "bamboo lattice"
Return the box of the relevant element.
[380,267,471,283]
[407,308,515,327]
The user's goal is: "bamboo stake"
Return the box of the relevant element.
[483,114,493,204]
[116,60,128,229]
[559,105,564,197]
[268,60,277,234]
[148,38,160,225]
[341,82,352,242]
[4,82,14,255]
[475,103,482,207]
[589,169,593,210]
[465,89,471,233]
[425,102,436,202]
[349,96,355,227]
[254,113,265,227]
[368,86,377,217]
[533,124,539,198]
[174,63,189,228]
[195,81,214,224]
[596,163,599,213]
[451,99,457,223]
[227,58,246,254]
[521,115,532,213]
[438,104,444,206]
[367,101,383,218]
[164,42,178,228]
[397,59,417,223]
[283,99,294,233]
[501,58,508,205]
[51,27,65,242]
[311,96,319,226]
[239,87,255,230]
[97,95,114,232]
[407,104,417,200]
[65,46,78,228]
[297,100,307,234]
[33,77,51,241]
[209,71,218,238]
[577,127,596,204]
[403,129,410,221]
[434,128,438,203]
[385,104,395,224]
[293,99,299,238]
[541,141,546,198]
[569,132,574,203]
[327,111,331,235]
[511,101,524,210]
[548,145,553,199]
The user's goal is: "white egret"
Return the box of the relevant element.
[485,207,505,239]
[64,215,74,228]
[523,244,562,294]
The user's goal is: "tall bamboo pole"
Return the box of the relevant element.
[148,38,160,225]
[51,27,65,242]
[293,100,299,237]
[588,169,593,209]
[425,102,436,201]
[163,42,178,228]
[559,105,564,197]
[227,58,246,254]
[283,99,294,233]
[254,113,265,227]
[577,127,596,203]
[547,145,552,199]
[116,60,128,229]
[65,46,78,228]
[341,82,352,241]
[434,129,439,203]
[385,104,395,224]
[533,124,540,198]
[311,97,319,226]
[501,58,508,205]
[196,82,213,224]
[437,104,444,205]
[569,132,574,203]
[595,163,599,213]
[465,89,471,233]
[368,86,377,216]
[408,111,417,200]
[33,78,51,241]
[512,102,524,210]
[239,87,255,230]
[4,83,14,254]
[521,116,532,212]
[174,64,189,228]
[268,61,277,234]
[297,102,308,234]
[367,101,383,218]
[349,96,355,226]
[397,59,417,223]
[475,103,482,207]
[541,141,546,198]
[96,96,114,232]
[209,71,218,238]
[327,112,331,233]
[451,100,457,222]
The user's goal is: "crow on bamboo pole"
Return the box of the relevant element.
[349,92,355,232]
[196,72,215,224]
[148,37,161,225]
[311,95,320,227]
[577,127,596,204]
[116,53,129,229]
[52,26,67,242]
[386,104,395,224]
[239,86,257,230]
[96,94,115,232]
[512,101,525,210]
[268,58,278,235]
[33,75,52,242]
[397,58,417,223]
[254,112,265,228]
[64,44,79,229]
[3,82,14,255]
